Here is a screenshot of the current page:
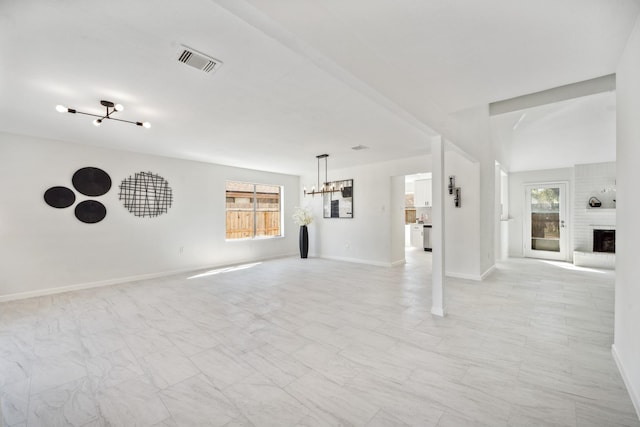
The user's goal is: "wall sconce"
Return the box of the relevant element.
[448,176,455,195]
[454,187,461,208]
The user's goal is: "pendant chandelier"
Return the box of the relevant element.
[56,100,150,128]
[304,154,343,197]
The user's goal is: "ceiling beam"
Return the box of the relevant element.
[489,74,616,116]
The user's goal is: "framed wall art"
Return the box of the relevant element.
[323,179,353,218]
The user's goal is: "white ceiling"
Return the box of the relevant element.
[491,91,617,172]
[240,0,639,113]
[1,0,638,175]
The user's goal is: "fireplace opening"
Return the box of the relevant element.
[593,229,615,253]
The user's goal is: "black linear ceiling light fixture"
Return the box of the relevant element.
[56,100,150,128]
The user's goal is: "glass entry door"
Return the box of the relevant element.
[525,183,567,261]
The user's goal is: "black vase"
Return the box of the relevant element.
[299,225,309,259]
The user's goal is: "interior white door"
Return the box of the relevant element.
[524,183,568,261]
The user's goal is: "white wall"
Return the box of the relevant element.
[444,149,481,279]
[494,163,506,261]
[479,145,497,275]
[0,132,299,299]
[508,167,574,258]
[614,14,640,418]
[301,155,431,266]
[448,105,497,277]
[499,170,510,260]
[390,176,406,265]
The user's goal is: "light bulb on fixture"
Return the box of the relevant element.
[114,104,124,112]
[56,105,67,113]
[136,121,151,128]
[93,119,102,126]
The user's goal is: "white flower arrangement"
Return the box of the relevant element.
[292,207,313,226]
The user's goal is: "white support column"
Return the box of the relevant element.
[431,136,446,316]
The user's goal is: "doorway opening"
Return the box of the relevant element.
[404,173,432,264]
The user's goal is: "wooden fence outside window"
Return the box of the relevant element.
[225,182,281,239]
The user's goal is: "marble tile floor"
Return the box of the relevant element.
[1,250,638,427]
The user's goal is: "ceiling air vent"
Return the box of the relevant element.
[177,45,223,74]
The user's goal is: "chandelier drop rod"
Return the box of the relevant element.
[324,154,328,189]
[317,154,323,190]
[304,154,341,197]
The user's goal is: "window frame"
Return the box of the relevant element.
[225,180,283,241]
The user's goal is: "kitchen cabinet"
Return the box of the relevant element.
[410,224,423,248]
[414,179,432,207]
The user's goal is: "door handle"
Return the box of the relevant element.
[561,220,565,228]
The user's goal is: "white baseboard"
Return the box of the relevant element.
[612,344,640,420]
[390,259,406,267]
[445,271,481,281]
[431,305,447,317]
[0,253,297,303]
[0,270,187,302]
[480,265,496,280]
[445,264,496,281]
[319,255,395,267]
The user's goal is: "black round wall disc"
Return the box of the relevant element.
[44,186,76,208]
[74,200,107,224]
[72,167,112,197]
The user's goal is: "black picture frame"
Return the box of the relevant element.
[323,179,353,218]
